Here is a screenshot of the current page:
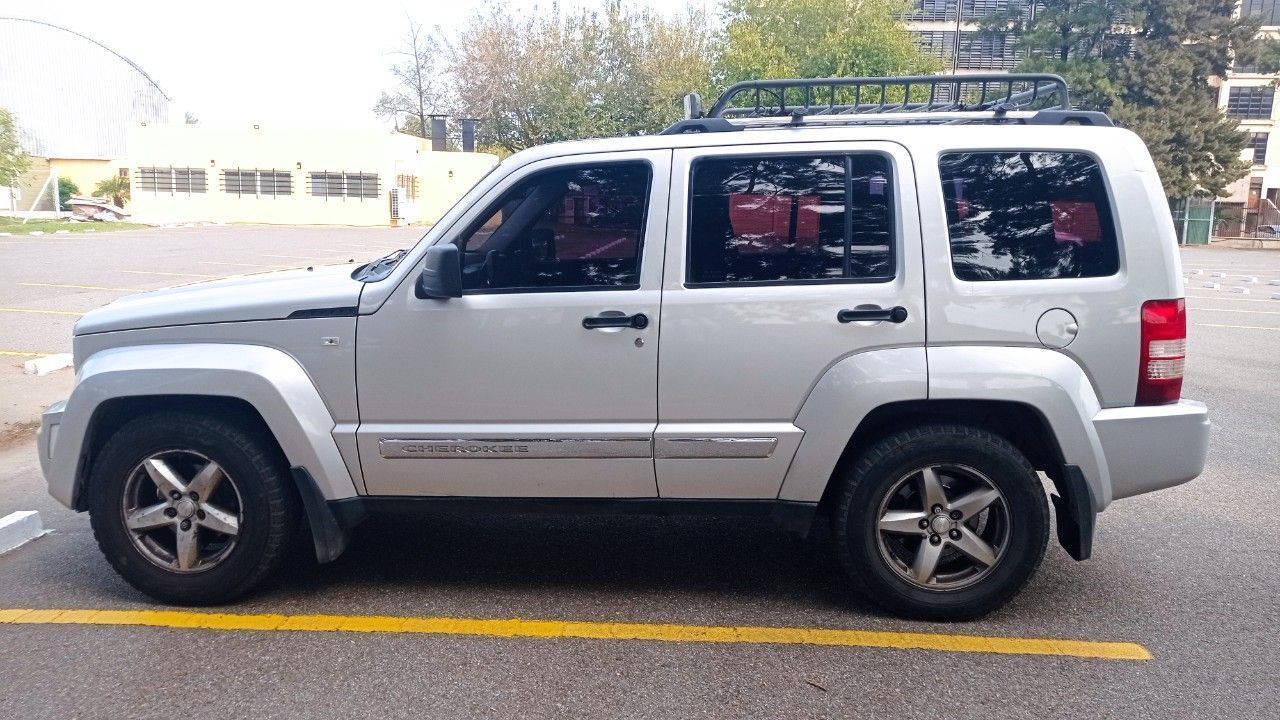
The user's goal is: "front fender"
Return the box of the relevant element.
[928,346,1111,509]
[44,343,359,509]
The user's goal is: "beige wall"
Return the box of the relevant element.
[126,124,497,226]
[48,158,122,200]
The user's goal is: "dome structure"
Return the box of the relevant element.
[0,17,172,159]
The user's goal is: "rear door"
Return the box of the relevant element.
[656,141,926,498]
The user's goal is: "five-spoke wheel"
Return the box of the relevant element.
[835,425,1049,621]
[121,450,243,573]
[875,464,1009,590]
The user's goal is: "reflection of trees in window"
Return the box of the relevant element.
[459,162,650,291]
[940,152,1119,281]
[689,154,893,284]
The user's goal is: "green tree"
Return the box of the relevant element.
[716,0,939,85]
[448,1,714,152]
[93,175,130,207]
[997,0,1262,198]
[980,0,1138,110]
[0,107,30,214]
[57,178,79,211]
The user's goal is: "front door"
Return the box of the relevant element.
[356,150,670,497]
[656,142,926,498]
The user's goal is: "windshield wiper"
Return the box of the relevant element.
[352,248,408,282]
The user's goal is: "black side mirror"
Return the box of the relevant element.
[415,244,463,299]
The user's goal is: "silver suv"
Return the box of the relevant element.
[37,75,1210,620]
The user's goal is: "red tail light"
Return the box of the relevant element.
[1137,299,1186,405]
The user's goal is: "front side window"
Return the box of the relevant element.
[457,162,650,292]
[940,151,1120,281]
[688,154,894,285]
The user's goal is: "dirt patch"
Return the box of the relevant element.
[0,420,39,450]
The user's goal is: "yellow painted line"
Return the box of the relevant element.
[1185,294,1276,303]
[198,261,292,269]
[1194,322,1280,331]
[0,350,51,357]
[19,282,147,292]
[0,307,82,317]
[120,269,220,279]
[1188,307,1280,315]
[0,608,1150,661]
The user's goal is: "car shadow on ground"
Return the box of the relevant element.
[268,511,874,614]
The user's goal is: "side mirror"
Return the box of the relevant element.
[415,244,462,299]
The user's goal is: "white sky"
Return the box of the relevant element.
[8,0,711,129]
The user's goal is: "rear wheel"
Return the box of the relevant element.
[834,425,1049,621]
[88,412,299,605]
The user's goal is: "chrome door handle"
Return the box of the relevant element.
[837,306,908,324]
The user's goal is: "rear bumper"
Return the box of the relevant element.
[1093,400,1210,502]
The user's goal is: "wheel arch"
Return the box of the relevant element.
[48,344,361,512]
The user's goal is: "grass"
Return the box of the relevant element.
[0,216,151,236]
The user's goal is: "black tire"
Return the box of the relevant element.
[87,411,299,605]
[834,424,1049,621]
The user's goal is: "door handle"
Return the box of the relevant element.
[582,313,649,330]
[837,306,908,324]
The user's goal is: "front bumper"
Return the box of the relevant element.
[37,400,74,509]
[1093,400,1210,502]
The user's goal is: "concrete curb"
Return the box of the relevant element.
[23,353,72,376]
[0,511,47,555]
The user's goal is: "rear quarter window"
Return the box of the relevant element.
[939,151,1120,281]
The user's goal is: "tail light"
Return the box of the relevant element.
[1137,299,1186,405]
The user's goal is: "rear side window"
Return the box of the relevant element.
[939,152,1120,281]
[688,154,894,285]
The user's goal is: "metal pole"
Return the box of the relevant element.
[50,166,60,219]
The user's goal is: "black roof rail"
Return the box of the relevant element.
[660,73,1114,134]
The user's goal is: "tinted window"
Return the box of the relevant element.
[688,154,893,285]
[458,163,650,292]
[940,152,1120,281]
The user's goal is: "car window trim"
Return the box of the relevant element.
[454,158,655,296]
[682,150,898,289]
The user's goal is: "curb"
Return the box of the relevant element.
[0,511,47,555]
[23,353,72,376]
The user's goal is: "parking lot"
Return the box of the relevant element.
[0,227,1277,718]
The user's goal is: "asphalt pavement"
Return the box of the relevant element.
[0,230,1276,719]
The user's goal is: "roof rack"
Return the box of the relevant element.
[661,73,1113,134]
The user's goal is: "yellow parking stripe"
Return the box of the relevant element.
[119,270,220,279]
[0,350,52,357]
[0,307,82,316]
[1193,322,1280,331]
[19,282,147,292]
[0,608,1151,661]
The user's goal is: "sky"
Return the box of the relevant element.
[5,0,711,129]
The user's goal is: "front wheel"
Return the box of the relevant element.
[834,425,1049,621]
[88,411,300,605]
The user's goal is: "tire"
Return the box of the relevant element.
[87,411,300,605]
[834,424,1049,621]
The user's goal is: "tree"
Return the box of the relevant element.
[375,18,448,140]
[0,107,30,215]
[447,2,714,152]
[57,177,79,211]
[93,176,130,207]
[979,0,1138,110]
[996,0,1263,198]
[717,0,939,85]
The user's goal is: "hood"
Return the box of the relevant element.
[74,264,364,335]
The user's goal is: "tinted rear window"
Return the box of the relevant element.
[939,151,1120,281]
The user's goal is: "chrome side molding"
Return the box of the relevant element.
[379,438,652,459]
[655,437,778,459]
[379,436,780,460]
